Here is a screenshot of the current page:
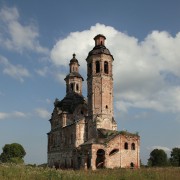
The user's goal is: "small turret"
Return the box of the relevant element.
[64,54,83,95]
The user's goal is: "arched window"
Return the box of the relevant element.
[104,61,108,74]
[124,142,128,150]
[88,63,92,75]
[96,61,100,73]
[76,84,79,91]
[131,143,135,150]
[109,149,119,156]
[70,83,74,91]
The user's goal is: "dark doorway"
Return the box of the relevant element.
[77,157,81,169]
[130,162,134,169]
[86,154,91,169]
[96,149,105,168]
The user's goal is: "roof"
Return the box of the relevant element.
[64,72,84,81]
[86,45,113,59]
[81,129,139,146]
[94,34,106,40]
[70,53,79,64]
[54,92,87,113]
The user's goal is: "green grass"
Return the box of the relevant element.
[0,164,180,180]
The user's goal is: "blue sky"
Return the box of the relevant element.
[0,0,180,165]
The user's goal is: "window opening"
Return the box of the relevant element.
[131,143,135,150]
[96,61,100,73]
[70,83,74,91]
[124,142,128,150]
[76,84,79,91]
[109,149,119,156]
[88,63,92,75]
[104,61,108,74]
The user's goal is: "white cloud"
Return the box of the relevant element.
[0,6,49,54]
[0,55,30,82]
[0,111,27,120]
[35,108,50,119]
[13,111,26,118]
[0,112,9,120]
[50,23,180,114]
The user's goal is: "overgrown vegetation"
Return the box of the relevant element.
[0,164,180,180]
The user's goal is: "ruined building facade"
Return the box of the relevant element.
[47,34,140,169]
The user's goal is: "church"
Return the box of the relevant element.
[47,34,140,170]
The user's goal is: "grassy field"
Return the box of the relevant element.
[0,164,180,180]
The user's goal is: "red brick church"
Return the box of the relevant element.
[47,34,140,169]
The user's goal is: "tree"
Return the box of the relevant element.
[0,143,26,163]
[170,147,180,166]
[148,149,168,167]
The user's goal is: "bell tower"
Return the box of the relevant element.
[64,54,83,95]
[86,35,117,139]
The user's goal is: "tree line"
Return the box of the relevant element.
[148,148,180,167]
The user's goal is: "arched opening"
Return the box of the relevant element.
[124,142,128,150]
[96,61,100,73]
[109,149,119,156]
[87,154,91,169]
[130,162,134,169]
[70,83,74,91]
[104,61,108,74]
[106,105,108,109]
[76,84,79,91]
[88,63,92,75]
[96,149,105,168]
[131,143,135,150]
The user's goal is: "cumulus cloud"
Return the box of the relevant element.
[0,55,30,82]
[35,108,50,119]
[50,23,180,114]
[0,6,49,54]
